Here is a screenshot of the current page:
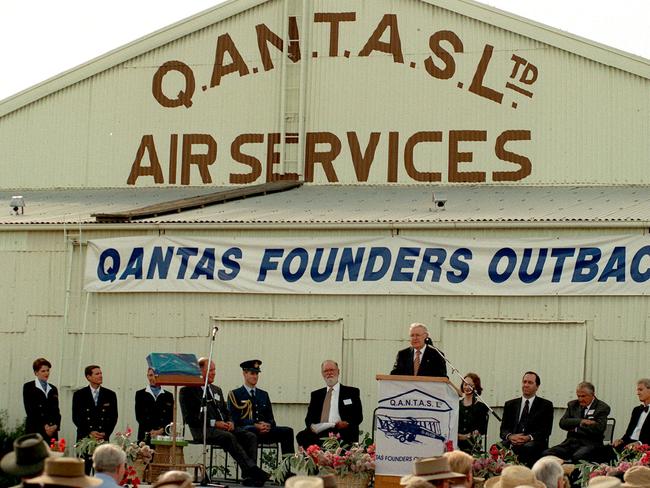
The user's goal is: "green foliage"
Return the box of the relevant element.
[0,411,26,488]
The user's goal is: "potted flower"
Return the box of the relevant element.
[576,443,650,486]
[472,442,519,485]
[273,433,375,488]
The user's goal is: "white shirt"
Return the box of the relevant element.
[631,404,650,440]
[325,382,341,424]
[519,395,536,419]
[34,378,52,396]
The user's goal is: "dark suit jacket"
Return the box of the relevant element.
[23,380,61,442]
[228,386,276,431]
[179,384,231,433]
[390,345,447,377]
[304,384,363,444]
[134,387,174,442]
[621,405,650,446]
[559,398,610,446]
[72,386,118,441]
[500,396,554,446]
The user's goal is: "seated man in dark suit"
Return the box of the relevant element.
[390,323,447,377]
[228,359,294,455]
[613,378,650,450]
[545,381,610,463]
[500,371,554,467]
[179,357,268,487]
[296,360,363,449]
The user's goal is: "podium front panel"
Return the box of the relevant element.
[374,377,458,476]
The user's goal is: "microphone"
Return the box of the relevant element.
[211,326,218,340]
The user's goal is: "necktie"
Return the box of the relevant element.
[414,349,421,376]
[320,387,333,423]
[643,405,649,413]
[92,389,99,405]
[517,399,530,432]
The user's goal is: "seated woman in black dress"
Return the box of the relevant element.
[458,372,488,454]
[23,357,61,443]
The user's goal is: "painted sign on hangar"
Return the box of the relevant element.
[2,0,649,188]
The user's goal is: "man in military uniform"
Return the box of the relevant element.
[134,368,174,444]
[72,365,118,473]
[228,360,295,456]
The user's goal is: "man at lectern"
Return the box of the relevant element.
[179,357,269,487]
[296,360,363,449]
[390,323,447,377]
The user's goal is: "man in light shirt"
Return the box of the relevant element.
[296,360,363,449]
[613,378,650,450]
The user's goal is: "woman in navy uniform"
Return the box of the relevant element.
[23,357,61,443]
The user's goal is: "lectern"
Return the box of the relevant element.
[374,375,459,488]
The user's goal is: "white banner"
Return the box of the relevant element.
[83,235,650,294]
[374,378,458,476]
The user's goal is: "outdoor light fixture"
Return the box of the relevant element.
[9,195,25,215]
[432,191,447,210]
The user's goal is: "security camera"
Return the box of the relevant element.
[9,195,25,215]
[432,192,447,210]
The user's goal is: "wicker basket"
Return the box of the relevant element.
[335,474,371,488]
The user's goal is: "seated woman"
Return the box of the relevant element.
[458,373,488,454]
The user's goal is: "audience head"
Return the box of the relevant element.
[198,357,216,384]
[621,465,650,487]
[285,475,325,488]
[92,444,126,481]
[577,381,596,407]
[443,451,473,488]
[0,433,52,480]
[589,475,622,487]
[409,323,429,350]
[321,360,340,387]
[462,373,483,397]
[152,470,193,488]
[484,465,544,488]
[401,456,465,488]
[28,457,101,487]
[532,457,564,488]
[522,372,540,398]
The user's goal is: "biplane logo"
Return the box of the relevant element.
[376,388,452,445]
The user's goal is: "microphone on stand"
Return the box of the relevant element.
[211,326,218,340]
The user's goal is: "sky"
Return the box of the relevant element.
[1,0,649,101]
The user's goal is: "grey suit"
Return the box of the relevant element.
[544,398,610,462]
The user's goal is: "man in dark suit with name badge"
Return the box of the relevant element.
[545,381,610,463]
[296,360,363,449]
[390,323,447,377]
[72,364,118,473]
[613,378,650,450]
[228,360,294,456]
[500,371,554,467]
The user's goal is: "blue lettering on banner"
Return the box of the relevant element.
[97,248,121,282]
[631,246,650,282]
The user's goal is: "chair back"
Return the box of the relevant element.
[603,417,616,445]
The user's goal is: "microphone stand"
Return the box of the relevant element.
[200,326,219,486]
[428,340,501,422]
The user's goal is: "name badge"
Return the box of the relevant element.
[586,409,595,416]
[343,398,353,405]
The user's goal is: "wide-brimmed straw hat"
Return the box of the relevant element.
[28,457,102,487]
[484,465,545,488]
[400,457,466,484]
[0,433,52,477]
[621,466,650,487]
[285,475,325,488]
[589,475,622,487]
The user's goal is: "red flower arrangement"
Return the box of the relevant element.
[50,438,66,453]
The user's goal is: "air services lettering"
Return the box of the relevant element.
[127,129,532,185]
